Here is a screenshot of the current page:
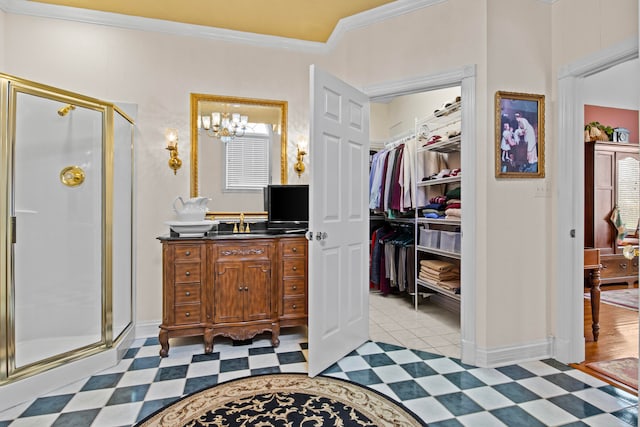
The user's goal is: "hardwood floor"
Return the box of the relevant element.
[571,285,638,395]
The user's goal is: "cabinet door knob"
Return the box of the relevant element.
[292,247,297,253]
[292,266,297,271]
[185,291,191,296]
[238,286,243,291]
[292,285,297,290]
[620,263,627,269]
[292,304,297,309]
[244,286,249,291]
[185,271,191,276]
[185,312,190,317]
[185,251,191,256]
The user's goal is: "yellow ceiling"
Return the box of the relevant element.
[29,0,397,42]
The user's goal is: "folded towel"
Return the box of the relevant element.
[445,208,462,218]
[419,259,455,271]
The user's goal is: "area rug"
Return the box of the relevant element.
[135,373,426,426]
[584,288,638,311]
[586,357,638,390]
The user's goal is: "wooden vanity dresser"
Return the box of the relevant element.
[158,234,308,357]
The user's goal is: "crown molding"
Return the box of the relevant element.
[326,0,446,50]
[0,0,445,53]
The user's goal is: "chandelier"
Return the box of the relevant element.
[199,112,248,143]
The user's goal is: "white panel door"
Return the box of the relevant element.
[308,65,370,377]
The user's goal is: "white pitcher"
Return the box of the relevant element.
[173,196,210,222]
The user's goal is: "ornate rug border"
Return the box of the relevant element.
[135,372,427,426]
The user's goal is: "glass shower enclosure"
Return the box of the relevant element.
[0,74,134,382]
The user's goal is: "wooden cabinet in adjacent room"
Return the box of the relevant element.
[585,141,639,253]
[158,235,308,357]
[584,141,639,287]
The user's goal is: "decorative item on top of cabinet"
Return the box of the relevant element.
[279,237,308,327]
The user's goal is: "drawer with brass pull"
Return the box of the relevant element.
[174,262,201,282]
[283,278,305,297]
[174,304,201,325]
[175,245,201,260]
[282,240,307,257]
[282,259,305,278]
[282,296,306,316]
[600,257,631,278]
[174,283,200,304]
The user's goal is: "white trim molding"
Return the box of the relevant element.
[475,338,554,368]
[554,36,638,364]
[365,64,479,367]
[0,0,445,53]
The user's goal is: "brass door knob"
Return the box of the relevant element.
[185,312,190,317]
[185,251,191,256]
[185,271,191,276]
[292,304,297,309]
[292,285,297,290]
[292,247,297,252]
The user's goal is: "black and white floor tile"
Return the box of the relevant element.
[0,327,637,427]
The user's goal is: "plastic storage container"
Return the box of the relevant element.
[419,229,440,248]
[439,231,461,253]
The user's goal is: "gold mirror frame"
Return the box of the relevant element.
[190,94,288,218]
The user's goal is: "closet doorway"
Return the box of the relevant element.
[368,86,463,359]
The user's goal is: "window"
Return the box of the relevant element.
[225,125,271,191]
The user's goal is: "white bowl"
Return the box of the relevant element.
[165,220,218,237]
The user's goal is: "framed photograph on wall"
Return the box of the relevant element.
[495,91,545,178]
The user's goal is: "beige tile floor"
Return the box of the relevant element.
[369,291,461,358]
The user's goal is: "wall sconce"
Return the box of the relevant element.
[294,145,307,178]
[165,128,181,175]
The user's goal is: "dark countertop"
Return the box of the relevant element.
[158,230,307,241]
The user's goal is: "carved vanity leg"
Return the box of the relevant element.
[271,323,280,347]
[159,329,169,357]
[204,328,214,354]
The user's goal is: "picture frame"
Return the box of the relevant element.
[495,91,545,178]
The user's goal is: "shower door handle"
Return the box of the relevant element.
[11,216,16,244]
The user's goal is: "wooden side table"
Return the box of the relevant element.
[584,248,602,341]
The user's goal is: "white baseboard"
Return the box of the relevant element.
[473,338,554,368]
[134,320,161,340]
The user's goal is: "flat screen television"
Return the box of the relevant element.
[265,184,309,230]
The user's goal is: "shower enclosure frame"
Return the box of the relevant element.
[0,73,135,383]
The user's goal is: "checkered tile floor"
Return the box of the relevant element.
[0,326,636,427]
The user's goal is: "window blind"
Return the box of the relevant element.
[225,134,270,190]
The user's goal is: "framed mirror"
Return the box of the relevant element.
[190,94,288,218]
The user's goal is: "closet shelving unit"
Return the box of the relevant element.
[414,100,462,306]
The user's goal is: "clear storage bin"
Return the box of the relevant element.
[419,229,440,248]
[439,231,461,253]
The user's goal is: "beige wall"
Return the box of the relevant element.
[1,0,637,357]
[0,10,5,71]
[3,13,320,324]
[485,0,552,348]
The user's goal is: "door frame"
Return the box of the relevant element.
[363,65,478,365]
[555,37,638,363]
